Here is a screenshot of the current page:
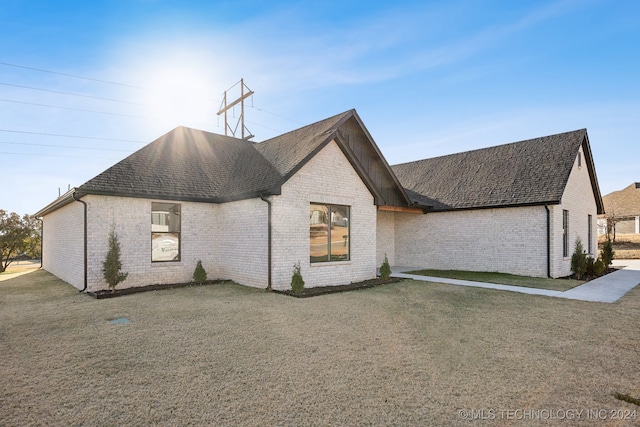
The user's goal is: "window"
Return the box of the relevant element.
[587,215,593,254]
[310,203,350,263]
[152,202,180,262]
[563,210,569,258]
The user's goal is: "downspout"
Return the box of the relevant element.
[38,218,43,269]
[259,195,272,291]
[72,192,88,292]
[544,205,551,278]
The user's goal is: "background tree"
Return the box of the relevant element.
[0,210,39,273]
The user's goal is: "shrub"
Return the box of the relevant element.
[291,261,305,294]
[102,229,128,291]
[593,259,606,277]
[380,254,391,280]
[586,256,607,278]
[570,238,587,280]
[601,237,615,267]
[193,260,207,284]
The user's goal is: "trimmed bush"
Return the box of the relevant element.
[193,260,207,284]
[601,237,615,267]
[380,254,391,280]
[102,229,128,291]
[291,261,305,294]
[571,238,587,280]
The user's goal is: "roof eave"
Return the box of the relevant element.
[34,188,80,217]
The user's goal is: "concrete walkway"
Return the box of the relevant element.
[391,259,640,303]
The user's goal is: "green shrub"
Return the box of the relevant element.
[102,229,128,291]
[601,237,615,267]
[586,256,607,277]
[571,238,587,280]
[193,260,207,284]
[593,259,606,276]
[380,254,391,280]
[291,261,305,293]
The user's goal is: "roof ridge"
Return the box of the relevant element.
[257,109,354,144]
[392,128,586,168]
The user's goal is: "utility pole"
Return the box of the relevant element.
[217,78,254,140]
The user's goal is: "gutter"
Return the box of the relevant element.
[259,195,272,291]
[544,205,551,278]
[72,192,88,292]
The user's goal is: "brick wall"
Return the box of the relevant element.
[393,205,549,277]
[79,195,220,291]
[376,210,396,265]
[550,145,599,277]
[42,201,84,289]
[269,141,377,290]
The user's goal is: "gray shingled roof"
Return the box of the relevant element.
[79,126,282,202]
[75,111,355,205]
[255,110,351,178]
[391,129,591,211]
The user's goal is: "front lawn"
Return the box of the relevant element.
[1,270,639,425]
[405,269,585,291]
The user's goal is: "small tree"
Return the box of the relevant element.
[193,260,207,284]
[570,238,588,280]
[102,229,128,291]
[380,254,391,280]
[291,261,305,293]
[600,237,615,268]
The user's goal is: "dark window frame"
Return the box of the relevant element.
[587,215,593,255]
[563,210,569,258]
[151,202,181,263]
[310,203,350,263]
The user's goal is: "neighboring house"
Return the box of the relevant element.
[601,183,640,234]
[36,110,604,291]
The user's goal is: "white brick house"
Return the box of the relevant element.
[36,110,604,292]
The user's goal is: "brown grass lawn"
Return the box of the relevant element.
[1,271,639,426]
[599,233,640,260]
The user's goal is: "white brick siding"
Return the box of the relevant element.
[81,195,220,291]
[42,201,84,289]
[216,198,268,288]
[269,140,377,290]
[550,145,598,277]
[393,205,549,277]
[376,210,396,265]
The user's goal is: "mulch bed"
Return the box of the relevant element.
[87,280,226,299]
[272,277,405,298]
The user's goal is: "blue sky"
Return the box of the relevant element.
[2,0,639,215]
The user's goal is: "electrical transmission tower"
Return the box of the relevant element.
[217,78,254,140]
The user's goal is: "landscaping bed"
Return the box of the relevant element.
[273,277,404,298]
[87,279,227,299]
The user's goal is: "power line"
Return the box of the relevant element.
[0,141,133,152]
[249,105,304,125]
[0,98,154,120]
[0,129,147,143]
[0,82,144,105]
[0,151,121,160]
[0,61,144,89]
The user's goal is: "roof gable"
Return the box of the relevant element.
[256,110,412,207]
[392,129,603,212]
